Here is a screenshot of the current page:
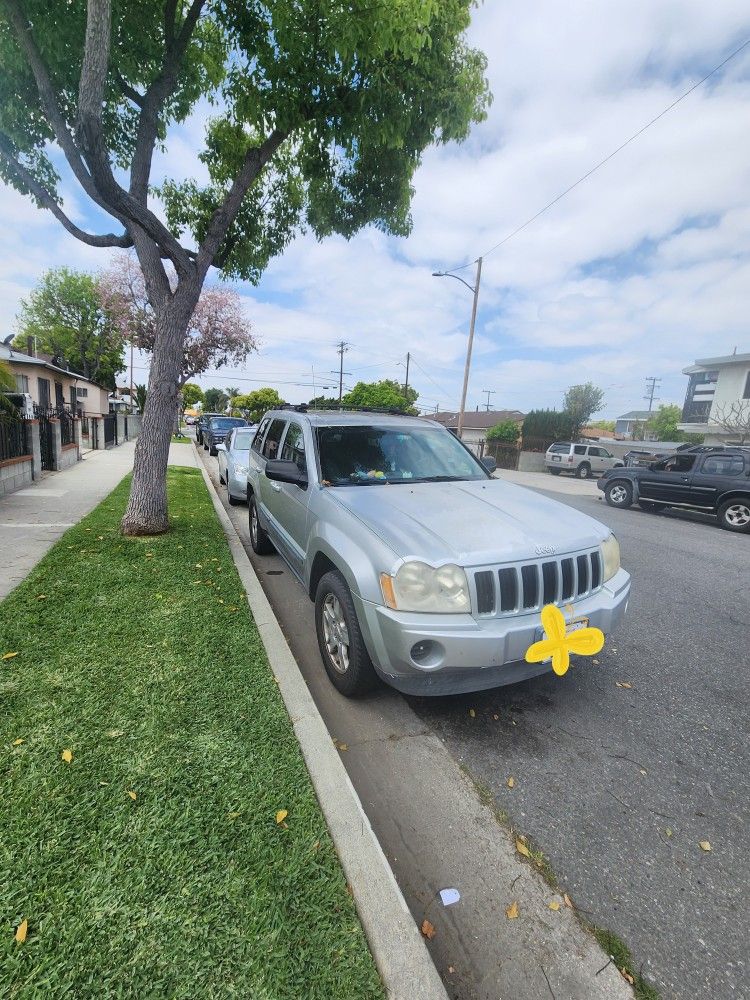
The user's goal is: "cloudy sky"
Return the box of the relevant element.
[2,0,750,418]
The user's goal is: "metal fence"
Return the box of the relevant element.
[0,413,29,462]
[103,413,117,447]
[60,408,74,446]
[484,440,521,470]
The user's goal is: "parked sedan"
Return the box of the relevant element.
[204,416,247,455]
[598,445,750,532]
[217,425,257,505]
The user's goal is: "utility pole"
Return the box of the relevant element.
[457,257,483,438]
[334,341,351,406]
[482,389,495,412]
[403,352,411,398]
[644,376,661,413]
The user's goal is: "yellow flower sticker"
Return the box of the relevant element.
[525,605,604,677]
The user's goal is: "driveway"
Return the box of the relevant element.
[409,486,748,1000]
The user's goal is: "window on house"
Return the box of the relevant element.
[38,377,50,408]
[76,387,89,398]
[743,371,750,400]
[15,374,29,393]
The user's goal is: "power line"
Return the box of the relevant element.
[644,376,662,412]
[482,389,496,411]
[443,36,750,272]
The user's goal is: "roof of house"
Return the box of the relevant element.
[683,351,750,373]
[431,409,526,430]
[0,341,101,387]
[617,410,652,420]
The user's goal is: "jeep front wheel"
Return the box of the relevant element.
[248,495,274,554]
[718,498,750,533]
[315,571,378,697]
[605,480,633,508]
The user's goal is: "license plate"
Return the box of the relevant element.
[534,617,589,653]
[552,456,561,462]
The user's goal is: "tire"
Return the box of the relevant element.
[209,445,217,456]
[605,480,633,508]
[549,468,561,476]
[228,487,241,507]
[248,494,274,554]
[576,462,591,479]
[314,571,378,697]
[219,468,225,485]
[638,500,660,512]
[718,498,750,533]
[203,441,208,450]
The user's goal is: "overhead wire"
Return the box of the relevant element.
[442,36,750,273]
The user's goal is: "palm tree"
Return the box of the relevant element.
[0,359,19,416]
[134,384,147,413]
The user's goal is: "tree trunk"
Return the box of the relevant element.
[120,287,198,535]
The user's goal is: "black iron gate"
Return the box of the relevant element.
[103,413,117,447]
[35,407,55,471]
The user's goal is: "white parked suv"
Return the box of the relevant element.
[545,441,624,479]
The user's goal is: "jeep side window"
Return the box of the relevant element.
[251,417,270,454]
[574,445,587,455]
[262,418,287,460]
[280,422,306,468]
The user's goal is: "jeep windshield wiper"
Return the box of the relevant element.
[407,475,470,483]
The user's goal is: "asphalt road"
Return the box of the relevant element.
[408,487,749,1000]
[196,439,748,999]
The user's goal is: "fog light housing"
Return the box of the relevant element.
[410,640,444,669]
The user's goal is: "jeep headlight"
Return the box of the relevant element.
[600,534,620,582]
[381,562,470,614]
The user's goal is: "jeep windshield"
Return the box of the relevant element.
[316,425,488,486]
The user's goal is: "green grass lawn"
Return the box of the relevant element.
[0,468,383,999]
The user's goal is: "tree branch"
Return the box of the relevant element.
[77,0,112,126]
[115,72,145,108]
[129,0,206,204]
[0,133,132,248]
[196,130,288,280]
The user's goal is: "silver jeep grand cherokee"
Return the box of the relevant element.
[246,409,630,697]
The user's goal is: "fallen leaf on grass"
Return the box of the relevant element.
[507,776,515,788]
[2,652,18,661]
[127,790,137,801]
[548,900,561,911]
[516,839,531,858]
[505,901,519,919]
[620,969,635,985]
[228,812,241,820]
[14,919,28,944]
[699,840,712,852]
[106,730,125,738]
[275,809,288,825]
[61,749,73,763]
[665,828,673,837]
[420,919,436,939]
[563,893,573,908]
[12,738,24,746]
[36,594,47,601]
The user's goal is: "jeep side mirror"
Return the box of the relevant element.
[265,459,308,489]
[481,456,497,474]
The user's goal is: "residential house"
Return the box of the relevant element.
[614,410,652,440]
[677,352,750,443]
[0,341,110,417]
[431,408,526,454]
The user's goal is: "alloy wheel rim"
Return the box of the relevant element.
[610,485,628,504]
[726,503,750,527]
[251,505,258,543]
[322,594,350,674]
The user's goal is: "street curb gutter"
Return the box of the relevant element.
[195,456,448,1000]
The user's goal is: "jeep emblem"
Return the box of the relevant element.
[535,544,556,556]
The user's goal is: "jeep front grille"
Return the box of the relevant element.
[471,548,603,618]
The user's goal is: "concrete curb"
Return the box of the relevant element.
[195,452,448,1000]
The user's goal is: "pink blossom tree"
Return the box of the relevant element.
[100,254,256,388]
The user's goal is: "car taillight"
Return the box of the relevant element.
[567,456,573,463]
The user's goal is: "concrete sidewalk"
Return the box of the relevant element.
[497,467,600,497]
[0,443,136,602]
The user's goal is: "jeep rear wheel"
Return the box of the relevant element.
[718,499,750,533]
[576,462,591,479]
[315,571,378,697]
[549,468,561,476]
[605,480,633,508]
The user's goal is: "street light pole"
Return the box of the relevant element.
[433,257,483,439]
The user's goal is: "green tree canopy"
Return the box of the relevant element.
[562,383,605,437]
[308,395,339,409]
[134,383,147,413]
[0,0,489,534]
[342,380,418,414]
[486,419,520,443]
[232,387,284,423]
[203,387,228,413]
[522,409,575,442]
[15,267,125,389]
[645,403,703,443]
[181,383,204,408]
